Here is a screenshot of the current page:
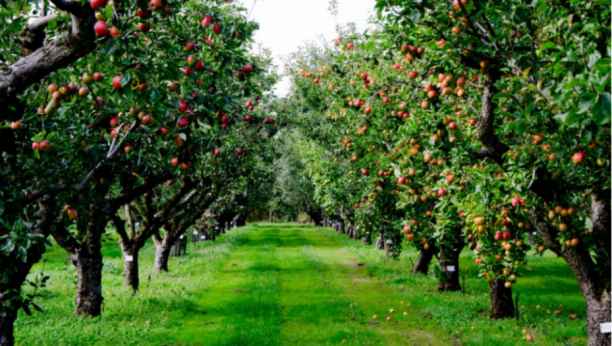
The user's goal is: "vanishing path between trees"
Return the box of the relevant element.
[172,223,448,346]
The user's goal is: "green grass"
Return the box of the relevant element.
[15,223,587,345]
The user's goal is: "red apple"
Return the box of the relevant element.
[90,0,107,9]
[94,20,108,36]
[67,208,78,219]
[137,8,152,18]
[39,140,50,151]
[572,152,586,164]
[112,76,122,90]
[109,26,120,37]
[138,22,150,32]
[202,16,212,27]
[184,42,196,52]
[150,0,162,11]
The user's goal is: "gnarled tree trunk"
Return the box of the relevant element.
[120,244,139,291]
[489,279,515,319]
[374,234,384,250]
[530,189,611,346]
[72,248,104,316]
[0,302,18,346]
[413,245,438,275]
[152,236,173,272]
[438,240,464,291]
[361,231,372,245]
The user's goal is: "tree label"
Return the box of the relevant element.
[200,236,206,240]
[532,232,537,235]
[125,256,133,262]
[180,235,184,239]
[193,231,198,235]
[601,322,611,334]
[447,266,455,272]
[215,227,219,230]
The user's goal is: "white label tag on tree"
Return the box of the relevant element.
[125,256,133,262]
[180,235,184,239]
[447,266,455,272]
[215,227,219,230]
[193,231,198,235]
[533,232,537,235]
[200,236,206,240]
[601,322,611,334]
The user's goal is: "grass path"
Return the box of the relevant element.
[172,223,450,345]
[16,223,586,345]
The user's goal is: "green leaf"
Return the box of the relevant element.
[592,93,611,125]
[150,88,161,103]
[105,5,113,22]
[120,75,130,87]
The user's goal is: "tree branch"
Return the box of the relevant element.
[0,0,95,112]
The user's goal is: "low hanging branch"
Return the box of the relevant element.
[0,0,96,110]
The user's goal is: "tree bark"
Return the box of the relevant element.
[489,279,515,319]
[0,303,18,346]
[0,197,55,346]
[413,246,438,275]
[153,238,172,272]
[530,189,611,346]
[474,72,508,164]
[438,242,463,291]
[72,249,104,316]
[361,231,372,245]
[374,234,384,250]
[346,223,353,238]
[120,245,139,292]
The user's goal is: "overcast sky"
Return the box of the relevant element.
[244,0,374,97]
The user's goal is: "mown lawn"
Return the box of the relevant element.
[15,223,586,345]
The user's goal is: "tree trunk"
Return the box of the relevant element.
[530,189,611,346]
[384,240,393,257]
[375,234,384,250]
[413,246,438,275]
[489,279,515,319]
[346,224,353,238]
[309,211,322,226]
[120,245,139,292]
[0,298,18,346]
[438,242,463,291]
[73,250,104,316]
[361,231,372,245]
[153,240,172,272]
[585,290,611,346]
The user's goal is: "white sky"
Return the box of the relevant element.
[244,0,374,97]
